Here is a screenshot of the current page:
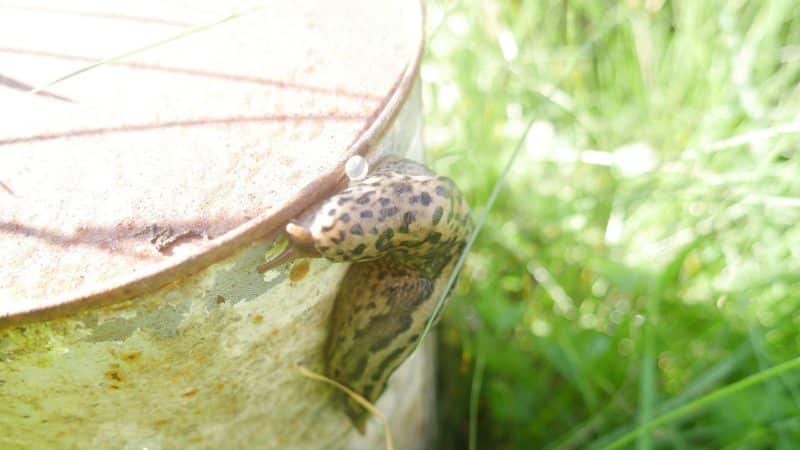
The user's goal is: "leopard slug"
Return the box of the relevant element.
[261,156,471,432]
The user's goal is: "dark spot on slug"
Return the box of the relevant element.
[363,315,412,352]
[328,208,337,216]
[380,207,399,218]
[403,211,416,225]
[397,239,424,248]
[435,185,449,198]
[352,243,366,255]
[356,193,373,204]
[427,232,442,244]
[375,228,395,251]
[321,224,334,233]
[350,224,364,235]
[362,384,374,399]
[360,210,373,219]
[408,195,419,204]
[391,182,413,194]
[432,206,444,225]
[371,347,407,381]
[379,197,391,206]
[337,196,352,205]
[340,213,351,223]
[413,279,435,306]
[399,211,415,233]
[348,355,369,379]
[420,192,432,206]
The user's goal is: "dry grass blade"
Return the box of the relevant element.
[468,351,486,450]
[295,365,394,450]
[30,5,265,94]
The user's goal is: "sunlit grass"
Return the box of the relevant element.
[426,1,800,449]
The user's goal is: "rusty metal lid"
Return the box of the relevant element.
[0,0,423,322]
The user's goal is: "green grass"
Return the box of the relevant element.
[424,1,800,449]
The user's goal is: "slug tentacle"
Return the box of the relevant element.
[258,223,320,273]
[263,156,471,432]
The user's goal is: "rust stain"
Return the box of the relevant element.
[213,383,224,392]
[252,314,264,324]
[181,388,198,398]
[215,295,226,304]
[289,260,310,282]
[104,362,131,390]
[137,224,208,255]
[105,369,125,383]
[119,351,141,362]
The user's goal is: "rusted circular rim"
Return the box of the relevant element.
[0,1,424,328]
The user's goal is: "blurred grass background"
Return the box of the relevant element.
[422,1,800,449]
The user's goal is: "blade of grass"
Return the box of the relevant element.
[637,287,657,450]
[30,5,264,94]
[468,350,486,450]
[600,355,800,450]
[692,119,800,155]
[425,1,462,43]
[655,343,751,413]
[580,343,751,450]
[544,355,640,450]
[746,325,791,445]
[637,236,707,448]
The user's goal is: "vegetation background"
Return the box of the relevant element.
[422,1,800,449]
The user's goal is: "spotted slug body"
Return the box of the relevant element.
[263,157,471,432]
